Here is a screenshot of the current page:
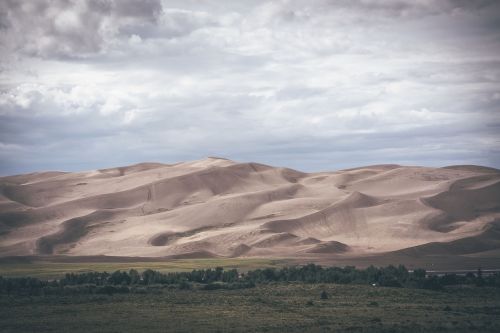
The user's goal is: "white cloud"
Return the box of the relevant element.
[0,0,499,174]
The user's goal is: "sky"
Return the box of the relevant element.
[1,0,500,175]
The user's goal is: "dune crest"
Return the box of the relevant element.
[1,158,499,259]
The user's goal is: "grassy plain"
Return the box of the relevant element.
[0,258,285,279]
[1,283,500,332]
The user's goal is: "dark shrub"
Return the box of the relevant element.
[203,283,223,290]
[179,281,192,290]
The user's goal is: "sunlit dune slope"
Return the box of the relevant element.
[1,157,499,259]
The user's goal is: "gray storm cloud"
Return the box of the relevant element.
[0,0,499,175]
[0,0,162,58]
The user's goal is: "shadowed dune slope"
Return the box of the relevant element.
[393,220,500,256]
[0,158,499,259]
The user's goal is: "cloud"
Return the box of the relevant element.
[0,0,162,58]
[0,0,499,175]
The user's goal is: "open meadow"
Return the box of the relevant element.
[1,282,500,333]
[1,261,500,332]
[0,257,284,279]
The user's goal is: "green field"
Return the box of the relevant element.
[1,283,500,332]
[0,258,285,279]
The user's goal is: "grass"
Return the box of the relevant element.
[2,260,500,332]
[1,283,500,332]
[0,258,286,279]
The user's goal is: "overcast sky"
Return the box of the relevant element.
[1,0,499,175]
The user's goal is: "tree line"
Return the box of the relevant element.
[1,264,499,296]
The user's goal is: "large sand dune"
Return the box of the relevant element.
[1,157,499,260]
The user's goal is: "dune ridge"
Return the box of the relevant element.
[1,157,499,259]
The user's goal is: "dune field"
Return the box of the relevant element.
[0,157,499,264]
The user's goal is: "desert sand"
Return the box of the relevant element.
[0,157,499,262]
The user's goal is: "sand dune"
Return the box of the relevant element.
[1,157,499,259]
[394,219,500,256]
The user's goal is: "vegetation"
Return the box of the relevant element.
[0,258,282,279]
[1,282,500,332]
[1,264,499,296]
[1,264,500,332]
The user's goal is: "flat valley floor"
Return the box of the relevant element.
[2,283,500,333]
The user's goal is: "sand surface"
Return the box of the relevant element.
[1,157,499,260]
